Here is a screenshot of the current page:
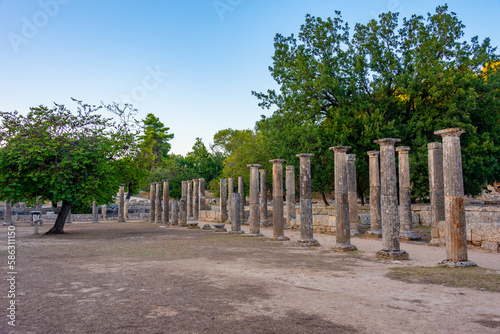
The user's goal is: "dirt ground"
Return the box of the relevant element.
[1,220,499,334]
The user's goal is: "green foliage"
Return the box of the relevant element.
[139,113,174,167]
[253,5,500,198]
[0,99,138,227]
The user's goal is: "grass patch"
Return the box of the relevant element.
[387,266,500,292]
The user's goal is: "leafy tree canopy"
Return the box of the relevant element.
[139,113,174,167]
[0,99,138,234]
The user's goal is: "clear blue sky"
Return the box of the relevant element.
[1,0,499,155]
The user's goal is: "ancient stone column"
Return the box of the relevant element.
[374,138,409,260]
[435,128,475,267]
[187,180,193,219]
[180,181,188,226]
[246,164,263,236]
[118,186,125,222]
[3,201,12,226]
[163,179,170,225]
[101,204,107,220]
[227,178,234,222]
[396,146,421,240]
[238,176,245,223]
[229,193,244,234]
[171,200,179,225]
[124,200,129,219]
[155,181,162,223]
[296,154,319,246]
[199,178,206,211]
[193,179,199,220]
[269,159,289,241]
[285,166,296,227]
[330,147,357,251]
[428,143,445,245]
[149,183,155,223]
[259,169,270,227]
[219,179,228,223]
[347,154,359,236]
[92,200,99,223]
[365,151,381,237]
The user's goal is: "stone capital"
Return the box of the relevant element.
[428,142,442,150]
[329,146,351,153]
[269,159,285,164]
[395,146,410,153]
[347,154,356,161]
[434,128,465,137]
[374,138,401,146]
[259,169,266,173]
[247,164,262,168]
[367,151,380,157]
[296,153,314,159]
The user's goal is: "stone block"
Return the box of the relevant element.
[481,242,499,252]
[359,214,371,228]
[411,213,420,227]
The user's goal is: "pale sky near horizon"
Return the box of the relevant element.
[1,0,499,156]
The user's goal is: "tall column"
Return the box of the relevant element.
[171,200,179,225]
[187,180,193,218]
[3,201,12,226]
[163,179,170,225]
[124,200,129,219]
[330,147,357,251]
[347,154,359,236]
[229,193,244,234]
[199,178,206,211]
[118,186,125,223]
[285,166,296,227]
[396,147,421,240]
[269,159,289,241]
[180,181,188,226]
[92,200,99,223]
[428,143,445,245]
[193,179,199,220]
[296,154,319,246]
[149,183,155,223]
[374,138,409,260]
[238,176,245,223]
[259,169,270,227]
[101,204,107,220]
[366,151,381,237]
[155,181,162,223]
[435,128,475,267]
[219,179,228,223]
[227,178,234,222]
[246,165,263,236]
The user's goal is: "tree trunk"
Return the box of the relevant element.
[51,201,58,208]
[45,200,72,235]
[322,192,330,206]
[126,183,133,200]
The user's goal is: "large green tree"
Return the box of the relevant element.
[0,99,138,234]
[254,6,500,200]
[139,113,174,167]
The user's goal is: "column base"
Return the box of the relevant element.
[399,230,422,241]
[438,260,476,268]
[202,224,212,230]
[213,224,227,233]
[118,219,126,223]
[179,223,188,227]
[297,239,320,247]
[260,221,272,227]
[163,222,171,226]
[187,223,200,229]
[269,236,290,241]
[376,250,409,260]
[363,230,382,239]
[331,244,358,252]
[427,238,441,246]
[229,230,245,235]
[244,233,264,237]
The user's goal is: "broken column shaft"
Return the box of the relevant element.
[269,159,289,241]
[247,164,263,236]
[296,154,319,246]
